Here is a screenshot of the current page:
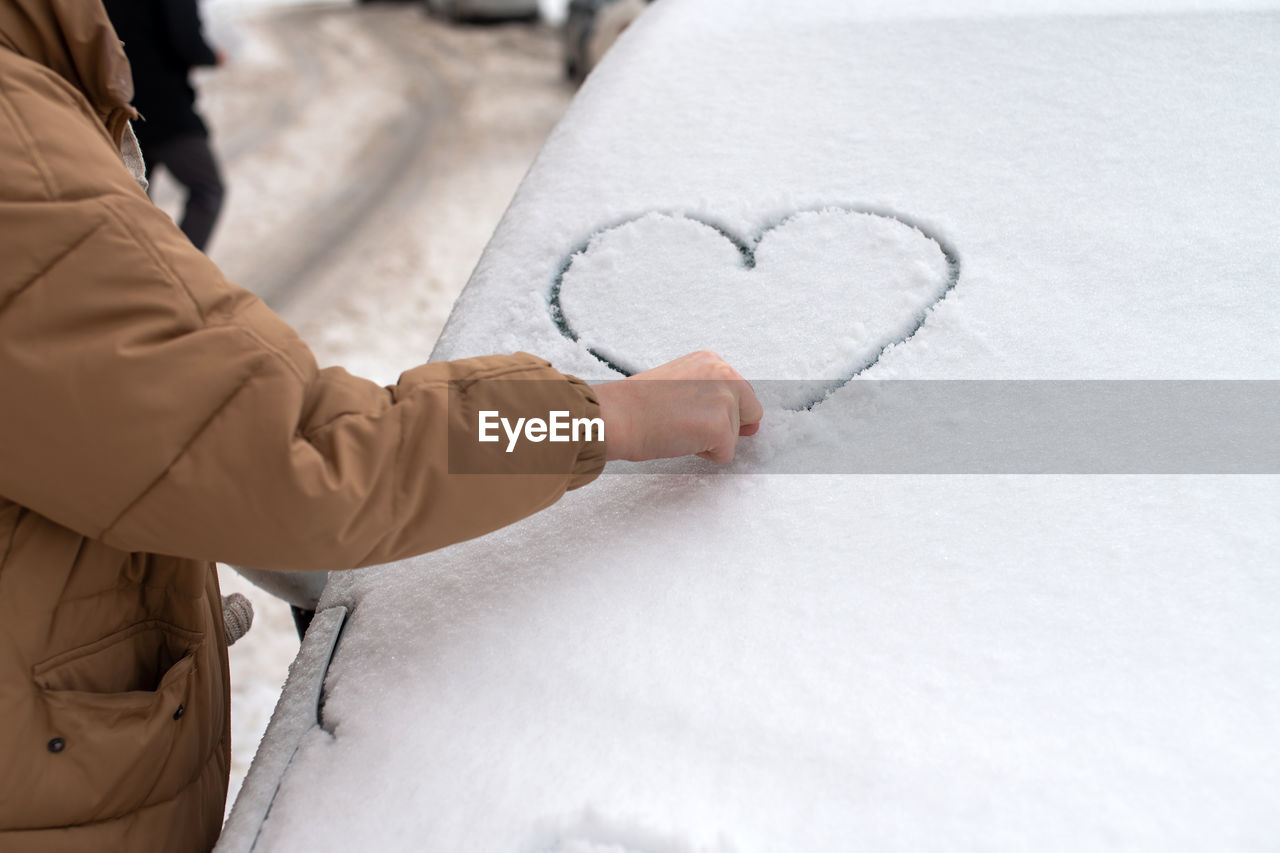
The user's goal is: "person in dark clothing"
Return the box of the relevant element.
[104,0,225,251]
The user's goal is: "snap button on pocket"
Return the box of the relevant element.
[33,622,204,825]
[173,704,184,720]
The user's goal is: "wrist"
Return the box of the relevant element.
[592,381,633,461]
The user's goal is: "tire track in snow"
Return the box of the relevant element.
[217,16,329,165]
[240,9,458,309]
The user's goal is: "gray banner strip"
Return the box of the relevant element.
[449,380,1280,474]
[761,380,1279,474]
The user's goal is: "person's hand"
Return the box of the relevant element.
[592,351,762,463]
[214,48,229,68]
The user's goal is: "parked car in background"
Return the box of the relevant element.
[423,0,539,22]
[563,0,649,81]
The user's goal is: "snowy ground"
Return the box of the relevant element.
[149,0,572,813]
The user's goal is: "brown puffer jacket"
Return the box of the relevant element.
[0,1,604,849]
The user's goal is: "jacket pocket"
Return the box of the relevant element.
[30,621,204,825]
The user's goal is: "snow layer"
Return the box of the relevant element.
[556,210,953,385]
[266,478,1278,852]
[247,0,1280,850]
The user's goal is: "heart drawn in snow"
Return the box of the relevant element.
[550,208,960,410]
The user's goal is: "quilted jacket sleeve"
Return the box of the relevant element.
[0,47,605,572]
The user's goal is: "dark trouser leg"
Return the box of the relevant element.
[290,606,316,640]
[145,133,225,252]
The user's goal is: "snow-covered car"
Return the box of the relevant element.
[219,0,1279,849]
[423,0,538,22]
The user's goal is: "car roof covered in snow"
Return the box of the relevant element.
[221,1,1280,850]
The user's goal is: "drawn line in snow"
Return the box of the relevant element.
[549,206,961,411]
